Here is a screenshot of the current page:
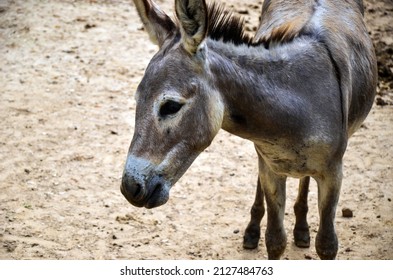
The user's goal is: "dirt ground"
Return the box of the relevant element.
[0,0,392,260]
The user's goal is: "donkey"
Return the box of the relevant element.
[121,0,377,259]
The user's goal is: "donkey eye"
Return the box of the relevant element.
[159,100,184,117]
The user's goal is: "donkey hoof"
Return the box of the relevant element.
[316,249,337,260]
[316,243,338,260]
[265,230,287,260]
[295,238,310,248]
[243,236,259,249]
[267,245,286,260]
[243,226,260,249]
[294,229,310,248]
[316,233,338,260]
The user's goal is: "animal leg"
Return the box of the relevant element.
[259,159,287,260]
[243,178,265,249]
[293,176,310,248]
[315,165,342,260]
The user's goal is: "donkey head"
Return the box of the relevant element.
[121,0,224,208]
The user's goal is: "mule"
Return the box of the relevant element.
[121,0,377,259]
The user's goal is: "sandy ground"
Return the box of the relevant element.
[0,0,392,260]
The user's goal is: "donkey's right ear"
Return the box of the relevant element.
[133,0,176,47]
[175,0,208,55]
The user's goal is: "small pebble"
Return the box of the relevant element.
[342,207,353,218]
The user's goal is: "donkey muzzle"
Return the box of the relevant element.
[121,156,171,209]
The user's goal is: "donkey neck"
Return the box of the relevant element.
[206,39,312,143]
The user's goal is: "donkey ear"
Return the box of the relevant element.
[175,0,208,55]
[133,0,176,47]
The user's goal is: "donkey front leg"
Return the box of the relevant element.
[243,177,265,249]
[315,165,342,260]
[259,159,287,260]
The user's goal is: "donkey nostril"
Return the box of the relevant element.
[151,183,162,197]
[134,183,143,198]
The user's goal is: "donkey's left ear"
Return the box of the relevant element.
[133,0,176,47]
[175,0,208,55]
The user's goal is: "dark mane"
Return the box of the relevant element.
[206,1,314,47]
[206,2,254,46]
